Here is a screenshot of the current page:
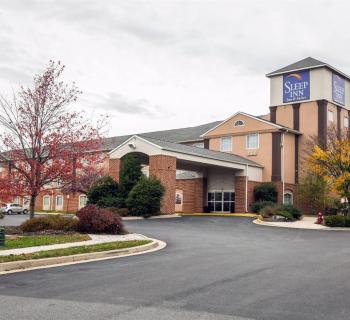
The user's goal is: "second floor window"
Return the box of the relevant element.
[220,136,232,152]
[246,133,259,149]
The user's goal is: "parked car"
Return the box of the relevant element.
[0,203,28,215]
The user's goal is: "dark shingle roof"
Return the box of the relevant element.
[266,57,350,80]
[140,136,263,168]
[101,121,222,151]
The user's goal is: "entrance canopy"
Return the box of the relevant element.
[109,135,263,176]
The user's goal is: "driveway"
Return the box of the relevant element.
[0,216,350,320]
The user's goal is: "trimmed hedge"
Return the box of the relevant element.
[251,201,276,213]
[253,183,278,202]
[20,216,78,233]
[76,205,124,234]
[259,204,302,221]
[126,176,165,217]
[324,215,350,227]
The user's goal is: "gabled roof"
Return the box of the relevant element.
[101,120,222,151]
[201,111,301,137]
[266,57,350,80]
[111,135,263,168]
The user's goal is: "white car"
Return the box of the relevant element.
[1,203,29,215]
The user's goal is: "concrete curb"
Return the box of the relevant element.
[253,219,350,231]
[0,238,166,275]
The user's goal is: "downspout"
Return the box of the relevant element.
[281,131,285,204]
[245,164,249,212]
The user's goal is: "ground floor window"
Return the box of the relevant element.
[43,195,51,210]
[284,191,293,205]
[79,195,87,209]
[56,195,64,210]
[208,191,235,212]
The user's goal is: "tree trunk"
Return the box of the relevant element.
[30,195,36,219]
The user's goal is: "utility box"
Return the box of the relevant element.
[0,227,5,247]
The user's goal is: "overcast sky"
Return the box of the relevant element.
[0,0,349,136]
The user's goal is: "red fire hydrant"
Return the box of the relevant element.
[315,212,324,224]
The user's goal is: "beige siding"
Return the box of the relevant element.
[283,133,295,184]
[276,104,293,128]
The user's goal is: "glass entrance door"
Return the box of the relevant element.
[208,191,235,213]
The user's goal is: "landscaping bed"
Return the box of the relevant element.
[0,240,151,263]
[1,234,91,250]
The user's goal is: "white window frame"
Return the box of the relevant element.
[234,120,245,127]
[220,136,232,152]
[246,133,259,149]
[283,191,293,205]
[43,195,51,210]
[344,116,349,128]
[328,110,334,123]
[79,195,87,209]
[55,195,64,210]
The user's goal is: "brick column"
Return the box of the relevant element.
[109,158,121,183]
[234,176,247,213]
[149,155,176,214]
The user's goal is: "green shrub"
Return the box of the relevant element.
[279,204,302,220]
[324,215,350,227]
[96,196,120,208]
[0,211,3,219]
[251,201,276,213]
[259,205,278,218]
[126,176,165,217]
[87,176,119,207]
[20,216,78,233]
[118,153,143,207]
[254,183,277,202]
[274,210,294,221]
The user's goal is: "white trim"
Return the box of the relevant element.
[220,136,232,152]
[200,111,300,137]
[246,133,259,149]
[43,195,51,210]
[78,195,87,210]
[108,135,162,155]
[55,195,64,210]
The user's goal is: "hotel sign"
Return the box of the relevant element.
[283,70,310,103]
[332,73,345,105]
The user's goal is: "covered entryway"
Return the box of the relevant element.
[108,135,263,214]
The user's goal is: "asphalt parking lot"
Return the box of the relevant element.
[0,216,350,320]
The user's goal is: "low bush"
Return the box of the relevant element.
[126,176,165,218]
[254,183,278,202]
[20,216,78,233]
[258,204,301,221]
[251,201,276,213]
[274,210,294,221]
[76,205,124,234]
[87,176,119,207]
[96,196,120,208]
[0,211,3,219]
[324,215,350,227]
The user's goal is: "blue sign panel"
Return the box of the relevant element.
[283,70,310,103]
[332,73,345,105]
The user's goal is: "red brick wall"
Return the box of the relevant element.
[109,158,121,182]
[176,178,204,213]
[234,176,247,213]
[149,155,176,214]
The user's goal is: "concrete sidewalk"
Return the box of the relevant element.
[0,233,149,256]
[254,216,350,230]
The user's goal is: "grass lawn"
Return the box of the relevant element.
[0,240,151,263]
[1,234,91,250]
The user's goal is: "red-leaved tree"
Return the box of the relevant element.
[0,61,106,218]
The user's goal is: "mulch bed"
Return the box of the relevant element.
[2,226,80,236]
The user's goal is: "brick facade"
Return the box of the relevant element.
[175,178,204,213]
[234,176,247,213]
[149,155,176,214]
[109,158,121,182]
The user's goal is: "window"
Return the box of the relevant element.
[14,196,20,205]
[220,136,232,152]
[246,133,259,149]
[208,191,235,212]
[43,196,50,206]
[284,192,293,205]
[234,120,245,127]
[79,195,87,209]
[56,195,63,206]
[328,110,334,122]
[344,117,349,129]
